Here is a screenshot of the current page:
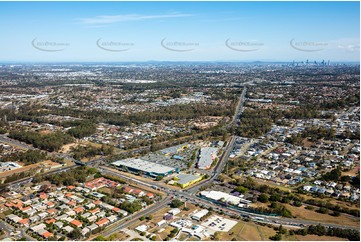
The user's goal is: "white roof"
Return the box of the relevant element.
[112,158,176,175]
[198,147,218,169]
[168,208,181,215]
[135,225,148,232]
[200,190,241,205]
[87,224,98,230]
[31,223,46,232]
[157,220,167,226]
[81,227,90,235]
[191,209,209,220]
[54,222,63,228]
[63,226,74,233]
[108,215,117,222]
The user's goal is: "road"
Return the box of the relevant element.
[232,87,247,126]
[186,135,235,194]
[0,219,34,241]
[0,134,77,163]
[2,86,359,237]
[101,197,172,237]
[1,165,76,190]
[0,134,34,150]
[0,134,80,190]
[93,86,359,236]
[99,165,359,231]
[187,88,247,193]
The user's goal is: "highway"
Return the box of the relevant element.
[101,197,172,237]
[232,87,247,126]
[1,86,359,237]
[1,165,76,190]
[94,86,359,234]
[0,134,35,150]
[98,165,359,232]
[0,134,80,190]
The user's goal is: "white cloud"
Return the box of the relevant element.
[77,13,193,26]
[337,44,360,52]
[327,38,360,52]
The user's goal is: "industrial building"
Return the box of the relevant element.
[197,147,219,170]
[191,209,209,221]
[173,174,203,188]
[199,190,251,206]
[112,158,179,177]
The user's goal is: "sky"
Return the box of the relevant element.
[0,1,359,62]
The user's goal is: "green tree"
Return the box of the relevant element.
[68,228,82,240]
[258,193,269,203]
[170,199,184,208]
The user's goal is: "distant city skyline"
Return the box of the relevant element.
[0,1,359,62]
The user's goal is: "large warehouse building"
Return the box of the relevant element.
[112,158,179,177]
[173,174,203,188]
[200,190,252,207]
[197,147,219,170]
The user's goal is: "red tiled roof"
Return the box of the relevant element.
[123,187,133,193]
[14,203,23,209]
[96,218,109,226]
[112,207,120,212]
[5,202,15,207]
[85,177,119,190]
[90,208,100,214]
[42,231,53,239]
[67,200,76,206]
[19,218,29,224]
[132,189,143,195]
[71,219,82,227]
[45,218,56,224]
[74,207,84,213]
[93,200,102,205]
[46,201,55,207]
[21,206,31,211]
[47,208,57,214]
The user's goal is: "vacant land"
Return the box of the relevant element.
[284,234,348,241]
[219,220,275,241]
[284,204,359,227]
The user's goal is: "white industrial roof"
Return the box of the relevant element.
[198,147,218,169]
[191,209,209,220]
[200,190,241,205]
[112,158,176,174]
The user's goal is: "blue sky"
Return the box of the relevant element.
[0,1,359,62]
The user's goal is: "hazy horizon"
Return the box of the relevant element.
[0,1,359,62]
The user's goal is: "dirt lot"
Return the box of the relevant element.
[342,165,360,177]
[61,142,77,153]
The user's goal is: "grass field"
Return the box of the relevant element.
[157,226,173,241]
[218,221,276,241]
[300,193,360,209]
[284,234,348,241]
[284,204,360,227]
